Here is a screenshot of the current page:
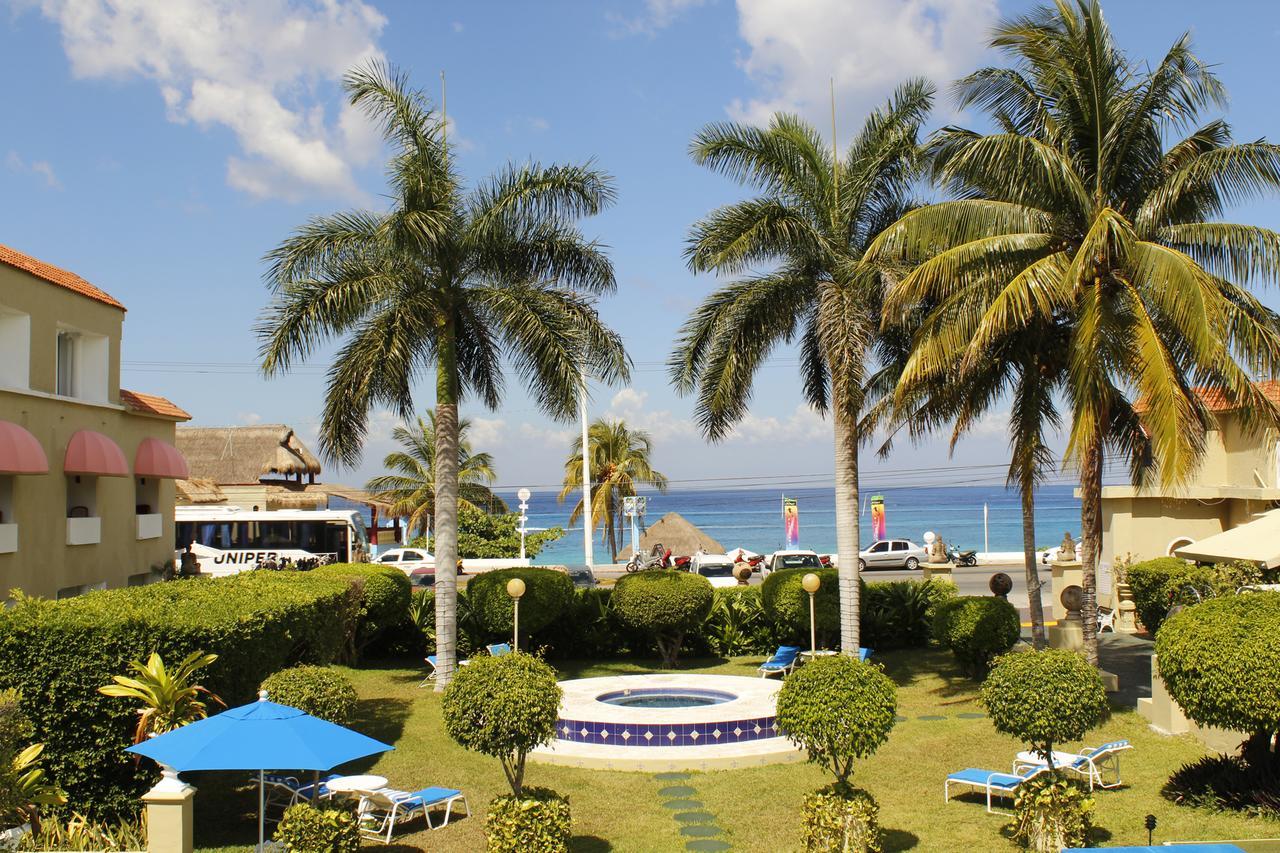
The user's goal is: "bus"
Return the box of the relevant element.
[175,506,370,575]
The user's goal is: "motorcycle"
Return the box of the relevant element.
[947,546,978,567]
[625,543,671,573]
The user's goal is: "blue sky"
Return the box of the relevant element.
[4,0,1280,502]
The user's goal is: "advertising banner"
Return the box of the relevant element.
[783,497,800,548]
[871,495,886,541]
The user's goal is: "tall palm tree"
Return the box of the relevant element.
[558,418,669,561]
[870,0,1280,664]
[365,412,507,537]
[671,81,934,653]
[258,63,628,687]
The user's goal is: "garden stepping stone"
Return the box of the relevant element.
[659,785,698,798]
[653,774,731,849]
[681,825,724,837]
[655,771,691,781]
[674,812,717,824]
[956,712,986,719]
[917,714,946,721]
[663,799,704,810]
[685,841,731,852]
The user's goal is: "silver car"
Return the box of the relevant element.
[858,539,927,571]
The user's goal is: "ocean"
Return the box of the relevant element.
[511,483,1083,565]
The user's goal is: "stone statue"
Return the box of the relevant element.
[928,535,948,564]
[179,544,200,577]
[1056,531,1077,563]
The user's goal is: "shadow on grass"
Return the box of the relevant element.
[554,656,732,679]
[877,648,981,701]
[571,835,614,852]
[883,827,920,850]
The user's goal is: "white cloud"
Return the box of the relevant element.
[609,0,707,36]
[518,422,576,448]
[236,411,263,425]
[29,0,387,201]
[467,417,506,448]
[5,150,61,188]
[728,0,996,127]
[727,404,830,444]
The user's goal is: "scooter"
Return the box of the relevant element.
[947,546,978,567]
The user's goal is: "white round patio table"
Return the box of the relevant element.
[325,774,388,795]
[1014,750,1077,771]
[798,650,838,663]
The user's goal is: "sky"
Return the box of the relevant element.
[4,0,1280,505]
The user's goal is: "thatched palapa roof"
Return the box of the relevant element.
[176,425,322,484]
[616,512,724,560]
[175,477,226,504]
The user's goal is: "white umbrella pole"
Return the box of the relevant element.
[258,769,265,852]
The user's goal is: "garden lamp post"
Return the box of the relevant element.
[802,572,820,654]
[507,577,526,650]
[517,487,531,561]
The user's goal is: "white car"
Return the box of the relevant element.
[376,547,435,576]
[858,539,927,571]
[688,554,740,588]
[761,550,823,577]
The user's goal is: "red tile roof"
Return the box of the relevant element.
[0,243,126,311]
[120,390,191,421]
[1194,380,1280,413]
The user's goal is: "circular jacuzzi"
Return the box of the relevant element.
[531,673,803,771]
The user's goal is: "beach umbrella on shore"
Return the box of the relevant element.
[127,691,392,851]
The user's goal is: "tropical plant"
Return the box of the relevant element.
[365,412,507,537]
[869,0,1280,665]
[671,81,934,653]
[7,743,67,830]
[14,812,145,852]
[558,418,668,562]
[257,62,628,688]
[98,651,223,744]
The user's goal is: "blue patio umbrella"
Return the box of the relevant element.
[127,691,393,851]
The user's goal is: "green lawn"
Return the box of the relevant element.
[194,650,1279,852]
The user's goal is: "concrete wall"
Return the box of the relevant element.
[1102,495,1233,565]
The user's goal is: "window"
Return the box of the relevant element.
[135,477,159,516]
[401,551,423,561]
[66,474,98,518]
[869,542,889,553]
[0,307,30,390]
[0,475,12,525]
[891,541,909,551]
[379,553,400,563]
[56,331,76,396]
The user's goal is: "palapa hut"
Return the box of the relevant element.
[616,511,724,560]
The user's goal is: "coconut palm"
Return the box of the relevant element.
[365,412,507,537]
[671,81,934,653]
[869,0,1280,664]
[558,418,669,562]
[257,62,628,687]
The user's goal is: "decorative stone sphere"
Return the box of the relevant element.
[735,564,753,585]
[1060,584,1083,617]
[923,530,936,545]
[989,572,1013,598]
[802,572,821,594]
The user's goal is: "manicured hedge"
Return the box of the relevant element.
[0,573,355,819]
[761,568,840,643]
[261,665,358,725]
[1126,557,1219,633]
[932,596,1020,676]
[467,569,575,640]
[309,563,412,660]
[611,571,713,666]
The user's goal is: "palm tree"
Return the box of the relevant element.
[558,418,669,561]
[670,81,934,653]
[258,63,628,688]
[365,412,507,537]
[869,0,1280,664]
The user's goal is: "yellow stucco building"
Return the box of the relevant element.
[1101,382,1280,566]
[0,243,190,598]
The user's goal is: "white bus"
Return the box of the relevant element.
[174,506,370,575]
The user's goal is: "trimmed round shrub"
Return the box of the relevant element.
[762,568,840,642]
[1156,592,1280,758]
[274,801,360,852]
[932,596,1020,676]
[610,571,713,667]
[801,785,882,853]
[1126,557,1219,633]
[466,568,575,641]
[260,665,358,725]
[981,649,1109,760]
[485,786,570,853]
[442,653,562,799]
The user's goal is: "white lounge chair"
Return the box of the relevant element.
[261,773,337,818]
[356,786,470,843]
[1014,739,1132,789]
[419,654,471,687]
[945,765,1051,813]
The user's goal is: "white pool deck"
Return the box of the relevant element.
[530,673,806,771]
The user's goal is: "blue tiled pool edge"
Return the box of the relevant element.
[556,715,782,747]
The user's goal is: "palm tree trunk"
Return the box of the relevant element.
[1020,479,1047,648]
[1079,430,1103,667]
[607,496,619,563]
[833,398,861,653]
[433,323,461,691]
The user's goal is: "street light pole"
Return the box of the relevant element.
[579,369,594,569]
[507,577,526,651]
[802,572,821,655]
[517,488,531,561]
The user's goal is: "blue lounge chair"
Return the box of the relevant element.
[487,642,512,657]
[419,653,472,687]
[357,785,470,843]
[758,645,802,678]
[858,647,873,662]
[945,765,1051,813]
[262,773,339,816]
[1014,739,1132,790]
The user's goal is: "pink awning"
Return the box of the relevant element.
[64,430,129,477]
[134,437,189,479]
[0,421,48,475]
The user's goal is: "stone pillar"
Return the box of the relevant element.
[1111,582,1138,633]
[1137,654,1191,735]
[1049,560,1082,621]
[142,767,196,853]
[922,562,954,582]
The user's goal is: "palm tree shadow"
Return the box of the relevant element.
[339,697,414,773]
[571,835,613,852]
[883,827,920,850]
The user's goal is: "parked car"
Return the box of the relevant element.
[761,550,823,577]
[857,539,927,571]
[565,565,598,588]
[688,553,740,588]
[377,547,435,575]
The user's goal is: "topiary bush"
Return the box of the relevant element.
[261,665,358,725]
[932,596,1020,676]
[466,568,575,646]
[273,801,360,852]
[1125,557,1219,633]
[1156,592,1280,765]
[862,579,956,650]
[0,573,354,819]
[981,649,1109,853]
[310,563,412,661]
[762,568,840,645]
[610,571,713,667]
[775,654,896,851]
[485,786,570,853]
